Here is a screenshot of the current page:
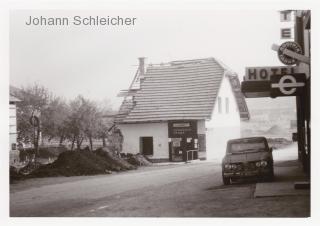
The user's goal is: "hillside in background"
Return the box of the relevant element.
[246,96,295,110]
[242,97,297,140]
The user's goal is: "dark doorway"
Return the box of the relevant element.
[140,137,153,155]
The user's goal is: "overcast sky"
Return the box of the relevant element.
[10,9,295,109]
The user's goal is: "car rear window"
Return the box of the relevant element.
[229,140,267,153]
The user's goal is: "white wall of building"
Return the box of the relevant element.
[10,102,19,164]
[9,103,18,149]
[197,119,206,159]
[118,122,169,160]
[206,73,241,161]
[197,120,206,134]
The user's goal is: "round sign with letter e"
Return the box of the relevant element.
[278,41,303,65]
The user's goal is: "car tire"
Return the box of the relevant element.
[265,168,274,182]
[223,176,231,185]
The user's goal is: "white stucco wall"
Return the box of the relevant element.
[118,122,169,159]
[196,119,206,159]
[9,103,18,149]
[197,120,206,134]
[10,103,19,164]
[206,73,241,161]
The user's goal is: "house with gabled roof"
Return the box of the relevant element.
[115,57,249,162]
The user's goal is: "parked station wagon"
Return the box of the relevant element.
[222,137,274,185]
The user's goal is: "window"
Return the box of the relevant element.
[218,97,222,113]
[230,142,266,153]
[11,143,16,151]
[140,137,153,155]
[225,97,229,114]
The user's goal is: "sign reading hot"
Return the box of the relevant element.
[244,66,297,81]
[270,73,306,98]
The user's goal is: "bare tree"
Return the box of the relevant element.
[14,84,51,157]
[41,96,70,145]
[14,84,116,153]
[66,96,86,150]
[97,98,115,147]
[83,100,101,151]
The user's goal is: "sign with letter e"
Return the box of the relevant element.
[270,73,306,98]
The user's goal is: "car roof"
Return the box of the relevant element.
[227,137,267,144]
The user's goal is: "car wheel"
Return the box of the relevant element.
[223,176,231,185]
[266,174,274,182]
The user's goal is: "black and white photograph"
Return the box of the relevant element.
[1,0,319,224]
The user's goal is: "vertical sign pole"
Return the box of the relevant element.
[294,13,309,175]
[294,13,303,166]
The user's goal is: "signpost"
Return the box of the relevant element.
[168,120,197,138]
[280,10,292,22]
[241,10,311,175]
[279,11,294,40]
[244,66,298,81]
[280,28,292,39]
[270,73,306,98]
[277,41,303,65]
[271,43,310,64]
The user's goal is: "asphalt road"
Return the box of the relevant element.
[10,156,309,217]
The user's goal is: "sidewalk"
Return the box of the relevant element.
[254,159,310,198]
[152,158,215,166]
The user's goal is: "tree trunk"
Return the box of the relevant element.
[59,134,64,145]
[76,137,80,150]
[76,136,84,150]
[102,135,106,147]
[89,136,93,151]
[79,137,84,148]
[34,125,40,159]
[71,135,76,151]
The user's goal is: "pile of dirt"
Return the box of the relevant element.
[19,146,67,162]
[29,151,108,177]
[10,166,23,182]
[127,153,152,166]
[41,145,68,156]
[28,149,136,178]
[19,161,43,175]
[94,148,137,171]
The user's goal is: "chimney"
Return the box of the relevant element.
[138,57,146,76]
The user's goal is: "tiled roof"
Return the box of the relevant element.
[116,58,226,123]
[9,86,21,102]
[116,98,135,122]
[10,95,21,102]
